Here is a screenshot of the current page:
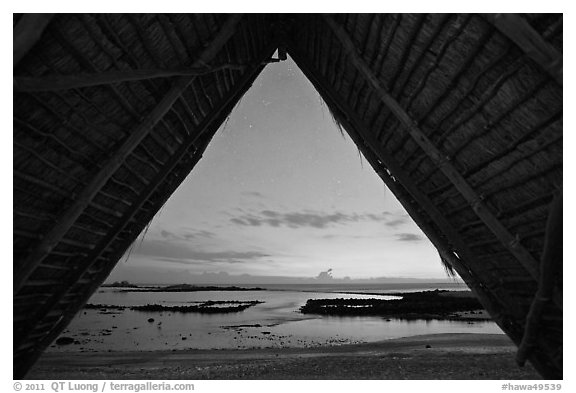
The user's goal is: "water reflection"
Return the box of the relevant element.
[48,287,503,353]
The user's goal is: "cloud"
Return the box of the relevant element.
[241,191,265,198]
[230,211,354,229]
[228,209,397,229]
[153,257,268,268]
[395,233,423,242]
[261,210,279,218]
[159,228,216,241]
[160,230,178,240]
[385,217,409,228]
[134,239,269,263]
[230,218,246,225]
[182,230,215,240]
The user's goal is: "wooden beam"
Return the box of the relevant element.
[289,43,561,379]
[483,13,562,86]
[13,13,54,68]
[322,15,550,289]
[13,63,268,92]
[13,14,243,294]
[517,192,562,366]
[13,49,272,378]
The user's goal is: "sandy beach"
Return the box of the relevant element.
[27,333,539,380]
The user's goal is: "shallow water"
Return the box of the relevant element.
[48,285,503,353]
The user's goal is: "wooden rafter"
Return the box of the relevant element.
[13,14,243,294]
[13,65,246,92]
[289,41,561,379]
[14,48,272,378]
[322,15,559,301]
[15,45,276,351]
[13,14,54,68]
[482,13,562,86]
[14,61,282,92]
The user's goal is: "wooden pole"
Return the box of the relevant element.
[13,14,54,68]
[516,192,562,366]
[13,14,243,294]
[482,14,562,86]
[322,15,554,292]
[13,64,262,92]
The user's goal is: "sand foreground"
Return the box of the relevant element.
[27,333,539,380]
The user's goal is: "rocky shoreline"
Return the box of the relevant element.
[300,290,490,321]
[85,300,264,314]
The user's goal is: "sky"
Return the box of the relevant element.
[108,55,449,283]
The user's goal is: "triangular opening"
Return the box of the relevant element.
[15,13,563,380]
[107,55,456,285]
[46,54,503,361]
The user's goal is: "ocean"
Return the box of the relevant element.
[47,282,503,353]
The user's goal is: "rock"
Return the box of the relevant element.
[425,344,432,349]
[147,318,155,323]
[182,337,187,340]
[55,337,75,345]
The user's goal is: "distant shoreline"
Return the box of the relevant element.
[104,283,267,292]
[102,281,468,289]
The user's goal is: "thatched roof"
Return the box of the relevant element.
[13,13,562,379]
